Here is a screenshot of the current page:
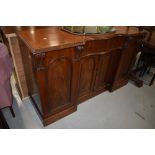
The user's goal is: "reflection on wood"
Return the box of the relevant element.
[17,27,145,126]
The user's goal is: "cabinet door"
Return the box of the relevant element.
[77,36,127,102]
[36,48,76,116]
[93,53,111,93]
[77,55,98,103]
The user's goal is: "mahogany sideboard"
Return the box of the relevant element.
[17,27,145,126]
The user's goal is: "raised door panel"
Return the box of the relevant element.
[42,48,76,115]
[93,53,111,93]
[77,56,97,102]
[46,58,72,112]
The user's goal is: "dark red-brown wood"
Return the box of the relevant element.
[17,26,145,126]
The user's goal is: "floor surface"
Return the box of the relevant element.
[2,82,155,129]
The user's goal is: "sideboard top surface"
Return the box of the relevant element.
[17,26,144,53]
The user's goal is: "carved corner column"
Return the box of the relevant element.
[31,52,48,118]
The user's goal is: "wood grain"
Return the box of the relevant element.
[17,27,145,126]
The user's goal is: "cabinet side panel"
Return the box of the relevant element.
[115,39,137,81]
[110,37,139,91]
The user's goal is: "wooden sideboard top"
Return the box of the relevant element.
[16,26,144,53]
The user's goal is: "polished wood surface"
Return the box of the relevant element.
[76,36,127,103]
[41,47,77,117]
[17,26,145,126]
[18,26,143,52]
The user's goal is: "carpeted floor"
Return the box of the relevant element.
[2,81,155,129]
